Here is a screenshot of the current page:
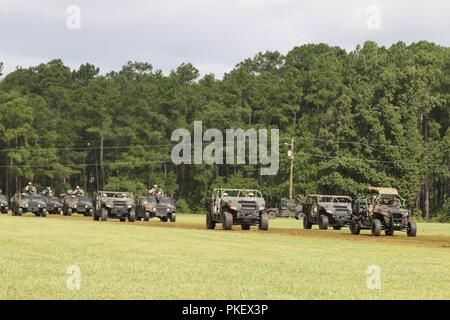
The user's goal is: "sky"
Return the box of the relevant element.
[1,0,449,78]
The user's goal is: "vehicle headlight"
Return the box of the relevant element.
[85,205,88,208]
[38,204,41,207]
[73,204,77,208]
[128,205,132,208]
[259,205,265,210]
[325,209,333,214]
[167,208,170,212]
[152,207,156,211]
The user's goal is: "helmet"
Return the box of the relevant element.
[76,186,80,189]
[28,181,32,185]
[154,185,158,188]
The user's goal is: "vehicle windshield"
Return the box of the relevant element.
[217,189,263,198]
[100,191,132,199]
[317,196,351,203]
[158,197,173,205]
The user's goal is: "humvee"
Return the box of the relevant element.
[92,191,135,222]
[205,188,269,231]
[61,194,94,216]
[0,193,8,213]
[266,197,303,219]
[45,196,64,215]
[301,195,352,230]
[136,195,176,222]
[10,193,48,217]
[351,187,417,237]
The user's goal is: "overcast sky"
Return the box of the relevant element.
[1,0,449,77]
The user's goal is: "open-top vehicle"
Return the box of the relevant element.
[93,191,135,222]
[206,188,269,231]
[301,195,352,230]
[351,187,417,237]
[136,195,176,222]
[10,193,48,217]
[266,197,302,219]
[61,194,93,216]
[0,193,8,213]
[45,196,64,215]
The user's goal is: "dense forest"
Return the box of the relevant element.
[0,41,449,220]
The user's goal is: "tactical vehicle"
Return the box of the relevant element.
[61,194,94,216]
[351,187,417,237]
[266,197,303,219]
[0,193,8,213]
[93,191,135,222]
[301,195,352,230]
[10,193,48,217]
[136,195,176,222]
[45,196,64,215]
[205,188,269,231]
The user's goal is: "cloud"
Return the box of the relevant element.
[1,0,449,77]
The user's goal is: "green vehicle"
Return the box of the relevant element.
[301,195,353,230]
[92,191,135,222]
[45,196,64,215]
[205,188,269,231]
[0,194,8,213]
[351,187,417,237]
[61,194,94,216]
[266,197,303,219]
[135,195,176,222]
[10,193,48,217]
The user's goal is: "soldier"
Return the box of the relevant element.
[42,186,54,197]
[148,185,163,197]
[73,186,84,197]
[24,182,37,194]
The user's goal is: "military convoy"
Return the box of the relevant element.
[92,191,136,222]
[350,187,417,237]
[206,188,269,231]
[135,194,176,222]
[266,197,303,219]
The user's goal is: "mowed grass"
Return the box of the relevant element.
[1,213,450,299]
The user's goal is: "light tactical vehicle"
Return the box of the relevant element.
[302,195,352,230]
[45,196,64,215]
[61,194,94,216]
[136,195,176,222]
[93,191,135,222]
[0,193,8,213]
[10,193,48,217]
[351,187,417,237]
[206,188,269,230]
[266,197,303,219]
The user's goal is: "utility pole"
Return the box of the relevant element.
[287,138,295,200]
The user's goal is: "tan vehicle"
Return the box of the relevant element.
[351,187,417,237]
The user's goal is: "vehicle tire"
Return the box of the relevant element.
[259,213,269,231]
[385,229,394,236]
[296,212,304,220]
[268,210,277,219]
[319,215,329,230]
[59,209,64,215]
[67,208,72,216]
[241,223,251,230]
[128,211,136,222]
[206,212,216,230]
[17,208,23,216]
[170,213,176,223]
[222,211,233,230]
[333,226,341,230]
[120,217,126,222]
[371,219,382,236]
[144,211,150,222]
[303,215,312,229]
[407,221,417,237]
[93,212,99,221]
[350,217,360,235]
[101,208,108,221]
[41,209,47,217]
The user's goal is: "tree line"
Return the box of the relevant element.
[0,41,449,220]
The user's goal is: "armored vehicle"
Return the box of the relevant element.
[206,188,269,231]
[136,195,176,222]
[45,196,64,215]
[61,194,93,216]
[301,195,352,230]
[0,193,8,213]
[93,191,135,222]
[351,187,417,237]
[266,197,302,219]
[10,193,48,217]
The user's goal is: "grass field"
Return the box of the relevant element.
[1,213,450,299]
